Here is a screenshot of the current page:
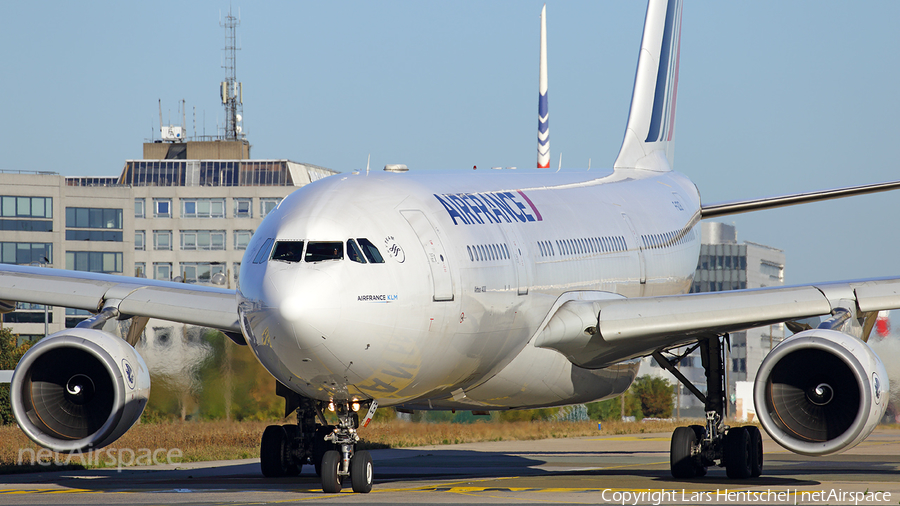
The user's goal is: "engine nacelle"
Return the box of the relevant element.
[754,329,888,456]
[11,328,150,453]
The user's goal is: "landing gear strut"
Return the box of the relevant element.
[258,395,375,494]
[320,401,374,493]
[259,396,322,478]
[654,335,763,479]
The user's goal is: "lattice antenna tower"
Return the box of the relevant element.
[220,8,244,140]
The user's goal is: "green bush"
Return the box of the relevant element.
[586,390,643,421]
[631,375,674,418]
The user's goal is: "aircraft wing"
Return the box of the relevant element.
[534,277,900,369]
[0,264,240,333]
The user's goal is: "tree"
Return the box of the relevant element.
[0,329,33,425]
[631,375,674,418]
[587,390,642,421]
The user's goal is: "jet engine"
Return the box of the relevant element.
[754,329,888,456]
[10,328,150,453]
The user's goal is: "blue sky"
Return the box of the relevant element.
[2,2,899,285]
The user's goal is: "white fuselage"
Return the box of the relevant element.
[237,168,701,409]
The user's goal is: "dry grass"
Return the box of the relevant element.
[359,418,686,448]
[0,417,690,472]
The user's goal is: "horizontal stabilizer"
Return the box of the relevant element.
[702,179,900,218]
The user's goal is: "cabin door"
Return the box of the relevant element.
[401,210,454,301]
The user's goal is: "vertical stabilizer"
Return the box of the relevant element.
[537,5,550,169]
[614,0,682,172]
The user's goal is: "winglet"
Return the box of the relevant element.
[537,4,550,169]
[614,0,682,172]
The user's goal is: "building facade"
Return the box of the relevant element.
[0,151,338,343]
[640,222,786,418]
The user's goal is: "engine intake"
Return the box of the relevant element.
[754,329,887,456]
[11,328,150,453]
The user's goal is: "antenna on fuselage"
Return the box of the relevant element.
[588,158,591,171]
[556,152,562,172]
[366,154,370,176]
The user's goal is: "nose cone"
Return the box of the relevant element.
[265,263,342,345]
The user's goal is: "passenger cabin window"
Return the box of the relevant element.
[305,241,343,262]
[357,238,384,263]
[271,241,304,263]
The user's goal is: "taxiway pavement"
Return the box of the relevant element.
[1,427,898,505]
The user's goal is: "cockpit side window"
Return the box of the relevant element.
[357,238,384,263]
[347,239,366,264]
[271,241,305,263]
[253,238,275,264]
[305,241,343,262]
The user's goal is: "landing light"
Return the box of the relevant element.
[352,402,360,412]
[327,402,335,412]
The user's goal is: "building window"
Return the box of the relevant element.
[135,199,145,218]
[3,312,53,324]
[135,262,146,278]
[234,198,252,218]
[65,208,123,229]
[65,308,91,328]
[182,198,225,218]
[180,262,226,283]
[135,231,145,251]
[0,219,52,232]
[65,230,124,241]
[0,242,52,265]
[180,230,226,250]
[234,230,252,250]
[761,261,783,280]
[66,251,123,273]
[153,262,172,280]
[154,199,171,218]
[154,230,172,250]
[1,196,52,218]
[260,198,281,218]
[233,262,241,283]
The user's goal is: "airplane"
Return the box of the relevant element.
[4,0,900,495]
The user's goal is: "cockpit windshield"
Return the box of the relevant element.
[271,241,304,263]
[347,239,366,263]
[357,238,384,263]
[264,238,382,264]
[305,241,343,262]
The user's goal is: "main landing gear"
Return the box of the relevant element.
[653,336,763,480]
[259,396,375,493]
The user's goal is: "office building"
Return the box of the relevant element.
[641,222,786,418]
[0,144,338,343]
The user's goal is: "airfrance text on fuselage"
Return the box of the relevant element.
[434,191,543,226]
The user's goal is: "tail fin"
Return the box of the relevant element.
[537,4,550,169]
[614,0,683,172]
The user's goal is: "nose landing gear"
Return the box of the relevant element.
[320,401,374,493]
[259,394,376,493]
